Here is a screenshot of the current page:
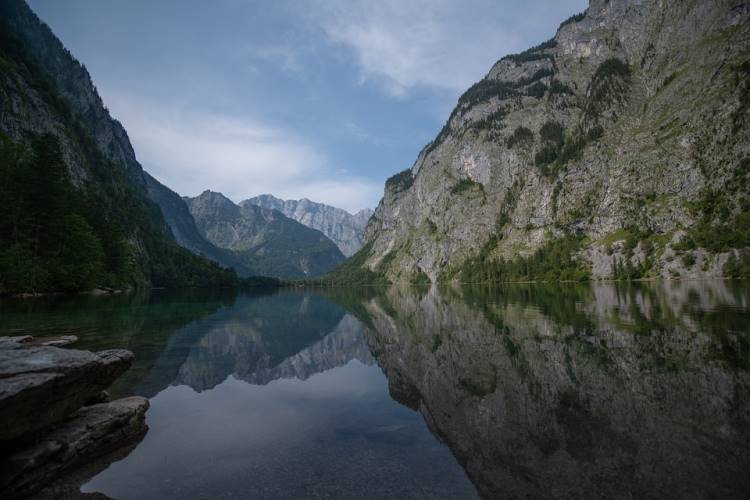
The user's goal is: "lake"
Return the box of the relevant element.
[1,280,748,499]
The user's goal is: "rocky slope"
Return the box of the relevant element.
[244,194,373,257]
[357,0,750,283]
[0,0,237,291]
[186,191,345,279]
[144,174,253,277]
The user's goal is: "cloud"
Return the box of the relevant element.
[102,90,381,213]
[313,0,526,96]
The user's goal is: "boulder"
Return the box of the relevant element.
[0,397,149,499]
[0,340,133,444]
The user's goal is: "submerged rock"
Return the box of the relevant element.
[0,343,133,443]
[0,397,149,499]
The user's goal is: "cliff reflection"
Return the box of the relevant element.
[346,281,750,499]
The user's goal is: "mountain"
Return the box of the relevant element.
[143,174,254,277]
[0,0,237,292]
[185,191,345,279]
[346,0,750,284]
[243,194,373,257]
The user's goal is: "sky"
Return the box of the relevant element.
[28,0,587,213]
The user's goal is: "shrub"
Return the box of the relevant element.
[540,121,565,146]
[585,58,632,119]
[502,38,557,65]
[385,169,414,193]
[455,234,591,283]
[535,145,559,168]
[559,11,587,29]
[471,108,508,132]
[724,253,750,277]
[586,125,604,141]
[506,126,534,148]
[526,81,548,98]
[558,136,588,164]
[682,252,696,268]
[549,79,575,95]
[451,178,484,195]
[518,68,554,86]
[458,80,518,109]
[422,121,452,157]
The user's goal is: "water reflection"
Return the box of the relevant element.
[73,290,477,499]
[2,281,748,499]
[341,281,750,499]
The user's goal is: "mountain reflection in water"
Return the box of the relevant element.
[1,281,747,499]
[349,281,750,499]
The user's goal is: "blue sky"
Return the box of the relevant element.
[28,0,587,213]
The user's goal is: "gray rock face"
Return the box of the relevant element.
[0,342,134,443]
[0,336,148,498]
[0,397,149,499]
[360,0,750,282]
[244,194,373,257]
[186,191,345,279]
[0,0,236,288]
[144,173,253,277]
[0,0,143,187]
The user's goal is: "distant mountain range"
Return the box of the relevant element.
[244,195,373,257]
[184,191,345,279]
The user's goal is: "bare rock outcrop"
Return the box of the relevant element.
[0,336,148,499]
[0,339,134,443]
[0,397,149,499]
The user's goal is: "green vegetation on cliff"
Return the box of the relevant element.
[0,135,238,294]
[310,242,388,286]
[0,13,238,293]
[450,234,591,283]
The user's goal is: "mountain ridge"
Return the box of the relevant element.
[349,0,750,284]
[243,194,373,257]
[0,0,238,292]
[186,191,345,279]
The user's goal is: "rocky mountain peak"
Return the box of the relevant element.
[243,194,373,257]
[186,192,344,278]
[354,0,750,284]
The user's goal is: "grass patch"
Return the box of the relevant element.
[451,178,484,195]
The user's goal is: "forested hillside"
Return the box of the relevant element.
[0,1,237,293]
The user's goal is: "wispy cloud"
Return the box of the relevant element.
[103,90,381,213]
[312,0,526,96]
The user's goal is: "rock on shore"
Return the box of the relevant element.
[0,336,149,499]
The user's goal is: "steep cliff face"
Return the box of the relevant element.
[144,174,253,277]
[243,194,373,257]
[0,0,142,186]
[360,0,750,283]
[0,0,237,290]
[186,191,345,279]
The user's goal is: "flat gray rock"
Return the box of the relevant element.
[0,343,133,443]
[0,396,149,499]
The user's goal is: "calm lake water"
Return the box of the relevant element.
[1,281,749,499]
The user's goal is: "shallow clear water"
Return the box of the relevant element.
[1,280,749,499]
